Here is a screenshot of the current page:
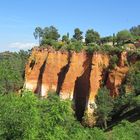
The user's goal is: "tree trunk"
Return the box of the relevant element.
[39,36,41,46]
[104,119,107,130]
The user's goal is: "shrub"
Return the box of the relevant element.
[86,44,100,53]
[96,87,114,129]
[109,54,119,69]
[112,120,137,140]
[100,44,112,53]
[0,91,40,140]
[66,41,83,52]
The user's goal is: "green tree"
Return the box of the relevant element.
[73,28,83,41]
[112,120,140,140]
[85,29,100,44]
[43,26,60,41]
[0,91,40,140]
[116,30,133,45]
[62,33,69,44]
[113,33,116,46]
[38,92,76,140]
[38,92,107,140]
[130,25,140,39]
[125,62,140,95]
[0,51,29,94]
[96,87,113,129]
[33,27,43,45]
[100,36,113,44]
[0,90,108,140]
[109,54,119,69]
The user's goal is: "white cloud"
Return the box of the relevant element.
[9,42,38,50]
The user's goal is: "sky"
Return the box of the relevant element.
[0,0,140,52]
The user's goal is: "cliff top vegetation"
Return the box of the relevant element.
[33,25,140,54]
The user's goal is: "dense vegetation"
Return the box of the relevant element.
[0,90,140,140]
[33,25,140,53]
[0,50,29,94]
[0,25,140,139]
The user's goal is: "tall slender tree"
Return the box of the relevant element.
[33,27,43,45]
[73,28,83,41]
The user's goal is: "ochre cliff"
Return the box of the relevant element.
[106,52,129,96]
[25,48,128,125]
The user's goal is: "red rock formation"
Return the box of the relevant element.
[25,48,49,93]
[106,52,129,96]
[25,48,129,125]
[106,66,129,96]
[25,48,68,96]
[87,53,109,113]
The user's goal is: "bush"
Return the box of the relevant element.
[109,54,119,69]
[66,41,83,52]
[125,61,140,95]
[0,91,109,140]
[86,44,100,53]
[86,127,107,140]
[100,45,112,53]
[38,92,76,140]
[112,120,139,140]
[0,91,40,140]
[116,30,133,45]
[0,51,29,94]
[96,87,114,129]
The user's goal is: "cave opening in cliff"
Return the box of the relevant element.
[73,53,93,121]
[56,51,72,95]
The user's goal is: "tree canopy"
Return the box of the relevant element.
[116,30,133,45]
[85,29,100,44]
[73,28,83,41]
[96,87,114,129]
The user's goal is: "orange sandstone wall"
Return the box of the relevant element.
[106,52,129,96]
[25,48,129,124]
[87,53,109,114]
[40,51,68,96]
[25,49,48,93]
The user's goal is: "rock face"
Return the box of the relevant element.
[106,52,129,96]
[25,48,129,125]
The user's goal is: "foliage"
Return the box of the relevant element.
[116,30,133,45]
[33,27,43,45]
[111,120,140,140]
[34,26,60,46]
[109,54,119,69]
[96,87,114,129]
[41,38,57,46]
[73,28,83,41]
[130,25,140,37]
[85,29,100,45]
[0,91,107,140]
[100,36,113,44]
[43,26,60,41]
[85,127,107,140]
[86,44,100,53]
[62,33,70,44]
[0,91,40,140]
[125,61,140,95]
[0,51,29,94]
[38,92,75,140]
[112,94,135,117]
[110,61,140,125]
[100,44,112,53]
[66,41,83,52]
